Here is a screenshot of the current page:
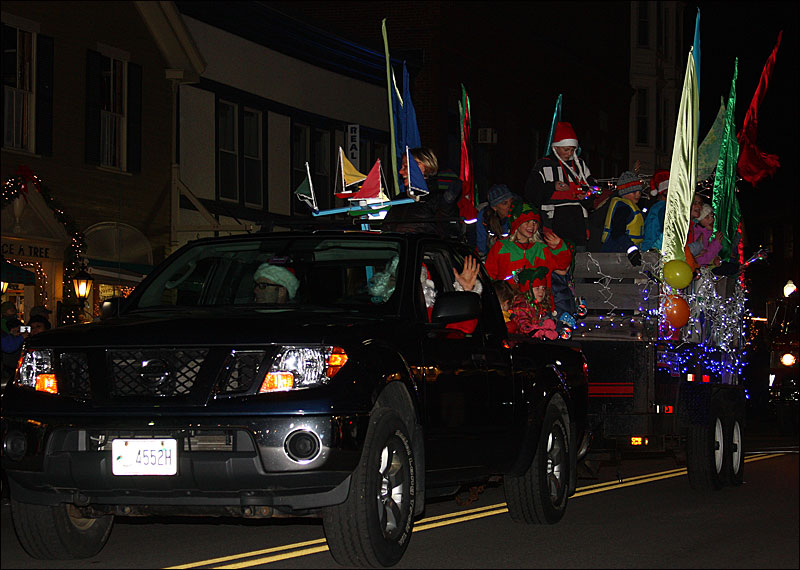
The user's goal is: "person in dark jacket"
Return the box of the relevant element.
[523,122,596,250]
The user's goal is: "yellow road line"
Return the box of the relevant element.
[166,452,787,569]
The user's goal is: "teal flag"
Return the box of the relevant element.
[662,49,699,263]
[712,58,740,261]
[697,98,726,181]
[693,9,701,99]
[544,94,562,156]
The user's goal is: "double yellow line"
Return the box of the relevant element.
[166,453,785,569]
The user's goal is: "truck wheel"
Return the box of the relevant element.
[723,414,744,486]
[504,400,570,524]
[686,406,725,491]
[323,407,416,567]
[10,499,114,559]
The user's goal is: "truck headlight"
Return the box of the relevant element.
[259,346,348,393]
[781,353,797,367]
[16,349,58,394]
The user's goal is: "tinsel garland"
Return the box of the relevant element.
[3,171,87,323]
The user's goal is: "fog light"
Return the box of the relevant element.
[3,430,27,461]
[284,430,321,463]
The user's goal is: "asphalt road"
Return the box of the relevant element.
[1,418,797,569]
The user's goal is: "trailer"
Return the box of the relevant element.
[573,251,747,490]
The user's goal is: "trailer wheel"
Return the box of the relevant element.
[504,398,570,524]
[10,499,114,559]
[322,407,416,567]
[723,413,744,486]
[686,406,725,491]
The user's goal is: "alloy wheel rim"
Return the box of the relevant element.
[376,437,408,539]
[545,424,566,503]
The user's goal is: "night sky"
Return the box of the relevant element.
[691,1,799,308]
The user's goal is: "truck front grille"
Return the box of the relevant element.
[109,349,208,397]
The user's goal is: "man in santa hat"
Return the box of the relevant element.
[640,169,670,252]
[523,121,597,251]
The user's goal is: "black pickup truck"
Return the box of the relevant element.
[1,231,588,567]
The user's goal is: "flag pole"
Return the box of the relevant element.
[382,19,400,198]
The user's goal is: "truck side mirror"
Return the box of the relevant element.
[101,297,126,320]
[430,291,481,324]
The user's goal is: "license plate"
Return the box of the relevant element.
[112,438,177,476]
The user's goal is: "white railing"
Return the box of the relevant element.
[100,109,123,168]
[3,85,31,150]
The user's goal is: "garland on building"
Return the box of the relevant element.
[3,167,87,323]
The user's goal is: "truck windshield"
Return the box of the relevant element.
[130,236,404,314]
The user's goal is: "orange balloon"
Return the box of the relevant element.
[663,294,690,329]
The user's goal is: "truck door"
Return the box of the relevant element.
[418,243,511,476]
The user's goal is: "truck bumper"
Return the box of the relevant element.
[1,413,369,513]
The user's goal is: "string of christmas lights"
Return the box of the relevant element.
[3,171,87,325]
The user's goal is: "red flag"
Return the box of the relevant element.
[349,159,383,199]
[736,31,782,187]
[457,85,477,220]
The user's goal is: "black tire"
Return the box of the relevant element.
[686,406,725,491]
[10,499,114,559]
[504,399,570,524]
[323,407,416,567]
[723,413,745,486]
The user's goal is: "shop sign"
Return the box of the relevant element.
[347,124,360,170]
[2,242,52,259]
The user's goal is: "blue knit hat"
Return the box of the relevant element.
[488,184,514,206]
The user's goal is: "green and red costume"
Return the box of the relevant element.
[484,205,572,289]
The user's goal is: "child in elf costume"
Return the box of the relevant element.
[484,201,572,286]
[507,267,560,340]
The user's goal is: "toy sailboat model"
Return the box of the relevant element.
[333,147,367,199]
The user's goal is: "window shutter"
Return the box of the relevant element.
[35,34,54,156]
[85,49,103,164]
[126,62,142,173]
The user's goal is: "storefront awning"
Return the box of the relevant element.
[88,258,154,284]
[1,259,36,285]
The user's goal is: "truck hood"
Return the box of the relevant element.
[25,307,406,348]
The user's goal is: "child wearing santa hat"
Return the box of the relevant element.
[523,122,597,251]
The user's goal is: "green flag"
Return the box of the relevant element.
[381,19,399,198]
[294,162,317,211]
[712,58,741,261]
[662,49,699,263]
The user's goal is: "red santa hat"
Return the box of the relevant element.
[650,169,670,196]
[551,122,579,148]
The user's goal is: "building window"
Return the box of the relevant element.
[218,100,238,201]
[2,24,34,151]
[243,108,262,207]
[292,123,332,214]
[655,91,663,152]
[85,47,140,172]
[637,1,650,48]
[100,55,127,169]
[636,89,649,145]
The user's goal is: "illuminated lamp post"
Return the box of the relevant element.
[784,280,796,298]
[72,266,94,320]
[0,280,8,295]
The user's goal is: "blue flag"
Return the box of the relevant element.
[406,146,428,197]
[392,62,421,190]
[693,8,701,129]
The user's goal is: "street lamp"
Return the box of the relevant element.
[784,280,797,298]
[0,280,7,295]
[72,266,94,305]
